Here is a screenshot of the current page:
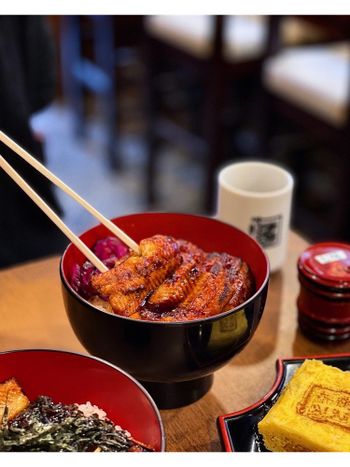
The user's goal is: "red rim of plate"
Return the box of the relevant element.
[0,347,166,452]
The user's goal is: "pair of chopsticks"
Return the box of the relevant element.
[0,131,140,272]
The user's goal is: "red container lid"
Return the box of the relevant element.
[298,242,350,290]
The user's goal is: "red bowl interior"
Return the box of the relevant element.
[62,213,268,303]
[0,349,164,451]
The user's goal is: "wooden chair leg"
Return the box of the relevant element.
[202,67,226,214]
[144,41,160,207]
[253,81,274,159]
[334,145,350,240]
[92,16,120,171]
[60,16,85,136]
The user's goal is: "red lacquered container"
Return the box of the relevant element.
[297,242,350,341]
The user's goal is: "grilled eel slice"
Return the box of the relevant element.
[223,260,254,311]
[0,378,30,422]
[168,253,244,321]
[140,251,248,321]
[146,240,205,313]
[91,235,181,316]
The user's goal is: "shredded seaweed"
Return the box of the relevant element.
[0,396,134,452]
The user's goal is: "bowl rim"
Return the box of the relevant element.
[0,347,166,452]
[60,212,270,327]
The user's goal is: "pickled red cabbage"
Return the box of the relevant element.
[70,237,129,299]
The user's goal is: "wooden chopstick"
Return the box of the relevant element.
[0,131,140,255]
[0,154,108,273]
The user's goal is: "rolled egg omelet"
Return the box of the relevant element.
[258,359,350,452]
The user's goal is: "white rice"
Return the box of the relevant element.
[77,401,107,420]
[76,401,131,437]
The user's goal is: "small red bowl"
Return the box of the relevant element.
[0,349,165,451]
[298,312,350,341]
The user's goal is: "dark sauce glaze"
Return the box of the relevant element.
[85,237,255,322]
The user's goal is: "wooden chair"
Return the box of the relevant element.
[143,15,333,213]
[261,16,350,240]
[60,16,119,168]
[59,16,144,170]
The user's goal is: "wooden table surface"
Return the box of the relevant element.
[1,230,350,452]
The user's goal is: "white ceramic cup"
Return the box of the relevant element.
[217,161,294,273]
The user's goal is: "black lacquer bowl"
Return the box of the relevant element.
[217,353,350,452]
[60,213,269,409]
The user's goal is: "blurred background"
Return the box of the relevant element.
[1,15,350,266]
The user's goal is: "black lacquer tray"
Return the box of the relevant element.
[217,353,350,452]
